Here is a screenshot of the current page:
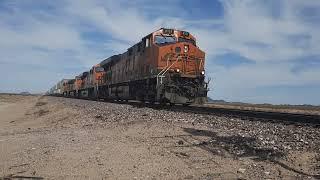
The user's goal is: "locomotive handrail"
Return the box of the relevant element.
[156,56,170,86]
[156,55,181,86]
[157,57,170,77]
[161,56,180,76]
[199,58,204,72]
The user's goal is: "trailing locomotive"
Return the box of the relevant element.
[48,28,209,105]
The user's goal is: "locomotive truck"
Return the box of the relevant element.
[48,28,209,105]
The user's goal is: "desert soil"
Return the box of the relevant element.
[0,95,319,179]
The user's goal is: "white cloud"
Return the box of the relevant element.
[188,0,320,62]
[193,0,320,104]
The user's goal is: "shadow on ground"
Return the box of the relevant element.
[182,127,319,178]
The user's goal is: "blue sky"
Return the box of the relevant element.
[0,0,319,105]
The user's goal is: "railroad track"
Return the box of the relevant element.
[50,96,320,126]
[169,105,320,126]
[119,101,320,126]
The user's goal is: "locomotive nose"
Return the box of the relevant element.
[173,43,196,57]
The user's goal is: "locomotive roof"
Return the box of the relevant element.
[100,54,121,67]
[152,28,196,41]
[59,79,71,83]
[82,71,89,76]
[67,79,75,84]
[76,71,88,78]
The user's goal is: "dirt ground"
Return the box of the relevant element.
[0,95,319,179]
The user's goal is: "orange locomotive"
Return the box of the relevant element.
[53,28,208,105]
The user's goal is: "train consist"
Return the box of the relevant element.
[48,28,209,105]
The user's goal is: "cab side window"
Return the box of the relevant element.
[128,48,133,56]
[137,43,141,52]
[142,35,152,50]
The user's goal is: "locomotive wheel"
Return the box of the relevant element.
[159,96,167,106]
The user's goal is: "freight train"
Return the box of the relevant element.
[47,28,209,105]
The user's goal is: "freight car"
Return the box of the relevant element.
[49,28,209,105]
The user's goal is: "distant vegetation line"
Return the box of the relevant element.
[207,97,320,109]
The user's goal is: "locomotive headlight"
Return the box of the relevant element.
[201,70,205,75]
[176,69,180,73]
[184,45,189,53]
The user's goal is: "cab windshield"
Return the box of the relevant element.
[154,35,176,45]
[178,37,196,46]
[95,67,104,72]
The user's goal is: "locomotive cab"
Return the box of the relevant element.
[94,66,105,85]
[89,65,105,86]
[75,76,82,90]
